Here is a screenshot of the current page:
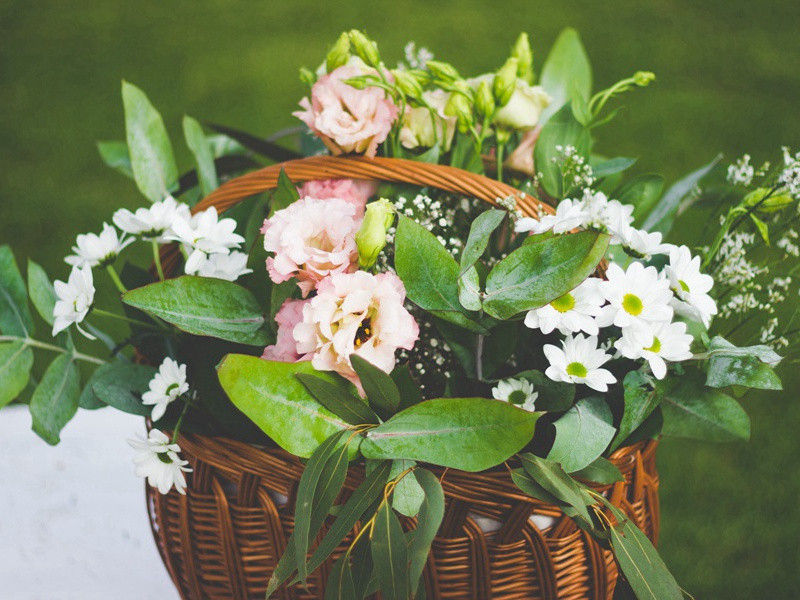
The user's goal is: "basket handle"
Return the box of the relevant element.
[192,155,553,218]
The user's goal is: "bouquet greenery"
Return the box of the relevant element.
[1,28,796,599]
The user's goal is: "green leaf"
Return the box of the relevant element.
[0,341,34,408]
[391,365,423,411]
[78,363,115,410]
[519,453,592,523]
[705,336,782,365]
[96,140,133,178]
[750,213,770,245]
[614,174,665,225]
[707,355,782,390]
[539,27,592,125]
[510,467,564,506]
[573,457,624,485]
[182,115,218,196]
[394,216,486,333]
[534,104,592,198]
[122,276,268,345]
[610,371,661,452]
[592,157,637,178]
[408,468,445,595]
[350,532,376,599]
[371,500,409,600]
[459,209,506,275]
[547,396,616,472]
[206,122,302,163]
[0,246,34,337]
[325,553,357,600]
[91,363,157,416]
[483,231,609,320]
[29,353,80,445]
[122,81,178,202]
[515,369,575,412]
[642,154,721,235]
[350,355,401,420]
[457,265,482,312]
[389,460,423,518]
[26,260,57,326]
[296,373,380,425]
[659,371,750,442]
[217,354,350,458]
[361,397,540,472]
[272,167,301,214]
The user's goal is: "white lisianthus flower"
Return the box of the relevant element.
[664,245,718,328]
[399,89,456,151]
[167,207,245,275]
[52,265,95,338]
[615,321,694,379]
[127,429,192,495]
[524,277,604,336]
[142,358,190,421]
[65,223,133,268]
[620,226,672,259]
[596,262,674,338]
[543,334,617,392]
[492,378,538,412]
[492,80,551,130]
[515,198,588,235]
[113,195,192,242]
[196,251,253,282]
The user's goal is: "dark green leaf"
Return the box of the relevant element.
[182,115,218,196]
[0,246,34,337]
[519,453,592,523]
[217,354,350,458]
[408,468,445,595]
[272,167,301,214]
[534,104,592,198]
[459,209,506,275]
[371,500,409,600]
[391,365,423,411]
[614,174,665,225]
[510,467,565,505]
[27,260,56,326]
[547,396,616,472]
[0,341,34,408]
[573,457,624,485]
[269,280,297,324]
[610,371,661,452]
[483,231,609,320]
[539,27,592,125]
[515,369,575,412]
[325,553,357,600]
[296,373,380,425]
[122,276,268,345]
[592,157,637,178]
[206,122,302,163]
[96,140,133,178]
[78,362,117,410]
[91,363,157,416]
[350,355,401,420]
[122,81,178,201]
[361,398,540,472]
[30,353,80,445]
[350,530,375,599]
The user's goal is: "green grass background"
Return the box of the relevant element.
[2,1,799,597]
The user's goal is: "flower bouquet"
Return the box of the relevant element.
[2,28,796,599]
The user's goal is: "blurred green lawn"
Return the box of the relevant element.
[2,1,799,597]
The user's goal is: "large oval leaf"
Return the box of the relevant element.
[539,27,592,125]
[91,362,157,416]
[0,341,33,408]
[0,245,34,337]
[361,398,540,472]
[30,353,80,445]
[123,276,268,345]
[217,354,349,457]
[483,231,609,320]
[547,396,616,472]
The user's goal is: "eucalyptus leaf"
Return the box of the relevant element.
[408,468,445,595]
[459,209,506,275]
[217,354,350,458]
[30,353,80,445]
[547,396,616,472]
[610,371,661,452]
[573,457,624,485]
[707,355,782,390]
[510,467,564,506]
[182,115,218,196]
[91,363,157,416]
[457,265,482,312]
[371,500,409,600]
[350,355,401,420]
[325,553,357,600]
[96,140,133,178]
[0,245,34,337]
[705,336,781,365]
[390,460,424,518]
[519,453,592,523]
[391,365,423,411]
[0,341,33,408]
[361,398,540,472]
[78,362,117,410]
[515,369,575,412]
[539,27,592,125]
[296,373,380,425]
[122,276,268,345]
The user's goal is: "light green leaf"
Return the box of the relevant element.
[534,104,592,198]
[91,363,157,416]
[573,457,624,485]
[539,27,592,124]
[547,396,616,472]
[705,336,781,365]
[707,355,782,390]
[614,174,665,225]
[123,276,268,345]
[0,246,34,337]
[361,397,540,472]
[750,213,770,245]
[0,341,34,408]
[30,353,80,445]
[389,460,424,518]
[371,500,409,600]
[182,115,218,196]
[459,209,506,275]
[96,140,133,178]
[610,371,661,452]
[457,265,482,312]
[591,157,637,178]
[26,260,56,326]
[408,468,445,595]
[122,81,178,202]
[217,354,350,458]
[483,231,609,320]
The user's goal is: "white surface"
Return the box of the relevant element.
[0,405,179,600]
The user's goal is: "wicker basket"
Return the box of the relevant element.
[149,156,660,599]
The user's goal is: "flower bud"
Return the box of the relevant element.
[511,33,534,83]
[391,69,424,99]
[356,198,395,269]
[348,30,380,67]
[475,79,495,118]
[493,57,519,107]
[426,60,460,82]
[326,32,351,73]
[634,71,656,87]
[299,67,316,88]
[445,90,474,133]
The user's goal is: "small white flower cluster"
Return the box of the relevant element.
[390,193,478,257]
[776,229,799,257]
[727,154,755,186]
[779,146,800,198]
[495,194,524,221]
[551,145,595,190]
[402,41,434,70]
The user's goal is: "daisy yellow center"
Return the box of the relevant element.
[566,362,588,378]
[508,390,528,405]
[678,279,690,293]
[550,293,576,313]
[622,293,644,316]
[644,336,662,354]
[354,318,373,348]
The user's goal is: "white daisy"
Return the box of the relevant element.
[581,190,634,244]
[619,226,672,259]
[543,334,617,392]
[515,198,588,235]
[128,429,192,495]
[492,378,538,412]
[141,357,190,421]
[524,277,604,336]
[65,223,133,268]
[614,321,693,379]
[664,245,718,328]
[167,207,245,274]
[113,195,192,242]
[52,265,95,338]
[196,251,253,282]
[596,262,674,338]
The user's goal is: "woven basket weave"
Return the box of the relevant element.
[149,156,659,599]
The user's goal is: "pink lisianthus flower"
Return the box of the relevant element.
[298,178,377,217]
[293,271,419,391]
[293,64,399,158]
[261,298,311,362]
[262,196,361,297]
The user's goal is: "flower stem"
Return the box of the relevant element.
[106,265,128,294]
[496,142,505,183]
[0,335,106,365]
[151,239,165,281]
[171,396,192,444]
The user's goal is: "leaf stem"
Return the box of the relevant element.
[0,335,106,365]
[91,308,162,331]
[152,239,165,281]
[106,265,128,294]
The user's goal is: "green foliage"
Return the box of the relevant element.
[518,453,592,523]
[90,362,157,416]
[592,157,637,179]
[271,167,301,215]
[296,372,380,425]
[534,103,592,198]
[122,276,269,345]
[0,245,34,337]
[0,341,33,408]
[361,397,540,472]
[29,353,80,445]
[547,396,616,472]
[408,468,445,595]
[459,208,506,276]
[614,174,665,225]
[182,115,218,197]
[573,457,624,485]
[350,355,401,420]
[516,369,575,412]
[610,371,662,452]
[387,460,423,518]
[704,336,782,390]
[27,260,57,325]
[96,140,133,178]
[539,27,592,124]
[370,499,409,600]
